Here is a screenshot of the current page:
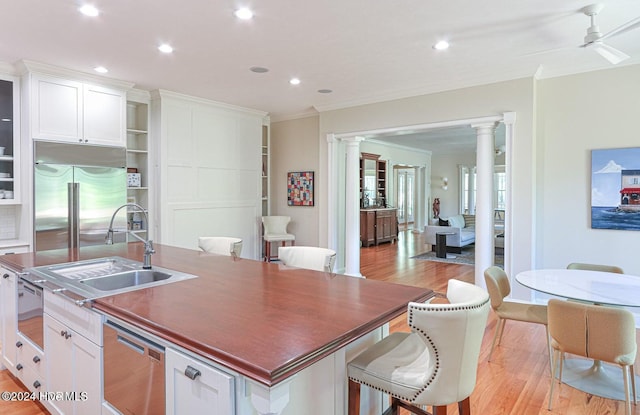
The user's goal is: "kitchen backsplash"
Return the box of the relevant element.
[0,205,17,239]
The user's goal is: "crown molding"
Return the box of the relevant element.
[17,60,135,90]
[151,89,268,118]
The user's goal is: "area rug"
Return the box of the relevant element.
[411,246,504,266]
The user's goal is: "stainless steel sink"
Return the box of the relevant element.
[28,256,198,300]
[80,269,173,292]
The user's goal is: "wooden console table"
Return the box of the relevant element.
[360,208,398,247]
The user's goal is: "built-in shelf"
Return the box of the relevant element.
[126,97,150,241]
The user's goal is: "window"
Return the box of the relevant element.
[459,165,505,213]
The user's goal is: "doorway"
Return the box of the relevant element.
[395,166,415,231]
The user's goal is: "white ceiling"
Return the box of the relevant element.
[2,1,640,128]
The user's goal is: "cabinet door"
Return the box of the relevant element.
[32,76,83,142]
[44,313,73,415]
[1,269,17,371]
[44,313,102,415]
[84,84,126,146]
[1,268,17,371]
[166,348,235,415]
[73,323,102,415]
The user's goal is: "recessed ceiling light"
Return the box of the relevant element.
[433,40,450,50]
[94,66,108,74]
[79,5,100,17]
[250,66,269,73]
[158,43,174,53]
[234,7,254,20]
[318,89,333,94]
[289,78,301,85]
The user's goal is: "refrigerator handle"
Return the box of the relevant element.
[68,182,79,250]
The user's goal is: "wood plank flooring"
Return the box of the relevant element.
[1,231,638,415]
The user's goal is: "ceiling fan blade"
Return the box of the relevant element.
[601,16,640,40]
[590,41,630,64]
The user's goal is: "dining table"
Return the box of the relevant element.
[516,268,640,402]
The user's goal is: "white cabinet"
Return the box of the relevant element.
[44,292,102,415]
[15,333,45,393]
[0,266,18,372]
[31,74,126,146]
[83,84,126,145]
[0,75,21,204]
[166,347,235,414]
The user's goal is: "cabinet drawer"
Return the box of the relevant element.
[16,333,44,377]
[166,347,235,414]
[16,364,45,394]
[44,291,103,346]
[376,210,393,218]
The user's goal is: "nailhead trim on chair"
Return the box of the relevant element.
[349,296,490,411]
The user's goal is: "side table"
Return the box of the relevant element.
[435,232,456,259]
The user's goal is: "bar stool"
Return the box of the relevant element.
[261,216,295,262]
[198,237,243,258]
[278,246,336,272]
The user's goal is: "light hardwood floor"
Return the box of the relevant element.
[1,231,638,415]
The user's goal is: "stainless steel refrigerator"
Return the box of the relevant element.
[34,141,127,252]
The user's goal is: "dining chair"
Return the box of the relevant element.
[547,299,637,415]
[566,262,624,273]
[347,279,490,415]
[278,246,336,272]
[261,216,295,262]
[484,266,552,373]
[198,237,243,258]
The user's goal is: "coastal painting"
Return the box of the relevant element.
[591,147,640,231]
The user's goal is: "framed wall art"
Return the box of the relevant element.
[287,171,314,206]
[591,147,640,230]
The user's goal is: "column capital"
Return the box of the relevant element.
[471,122,498,133]
[341,136,365,145]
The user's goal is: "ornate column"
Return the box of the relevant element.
[472,122,497,287]
[343,136,364,277]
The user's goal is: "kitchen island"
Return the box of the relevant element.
[1,243,433,414]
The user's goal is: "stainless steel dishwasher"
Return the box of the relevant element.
[103,320,165,415]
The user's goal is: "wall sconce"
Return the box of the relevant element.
[442,177,448,190]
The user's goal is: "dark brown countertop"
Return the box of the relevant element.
[1,243,433,387]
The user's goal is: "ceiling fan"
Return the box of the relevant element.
[580,4,640,64]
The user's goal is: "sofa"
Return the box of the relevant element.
[424,214,476,253]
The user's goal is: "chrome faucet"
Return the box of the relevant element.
[105,203,155,269]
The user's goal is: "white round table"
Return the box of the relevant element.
[516,269,640,402]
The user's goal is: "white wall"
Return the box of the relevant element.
[536,65,640,275]
[270,116,320,246]
[430,152,476,218]
[152,91,267,259]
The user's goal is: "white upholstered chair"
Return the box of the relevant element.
[278,246,336,273]
[261,216,295,262]
[484,266,551,372]
[198,237,243,258]
[567,262,624,274]
[547,299,637,415]
[347,279,490,415]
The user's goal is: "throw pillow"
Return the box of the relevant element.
[438,218,450,226]
[448,214,465,229]
[462,214,475,229]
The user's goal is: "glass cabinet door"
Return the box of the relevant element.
[0,77,18,203]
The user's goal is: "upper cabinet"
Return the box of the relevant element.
[30,74,126,147]
[0,75,20,203]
